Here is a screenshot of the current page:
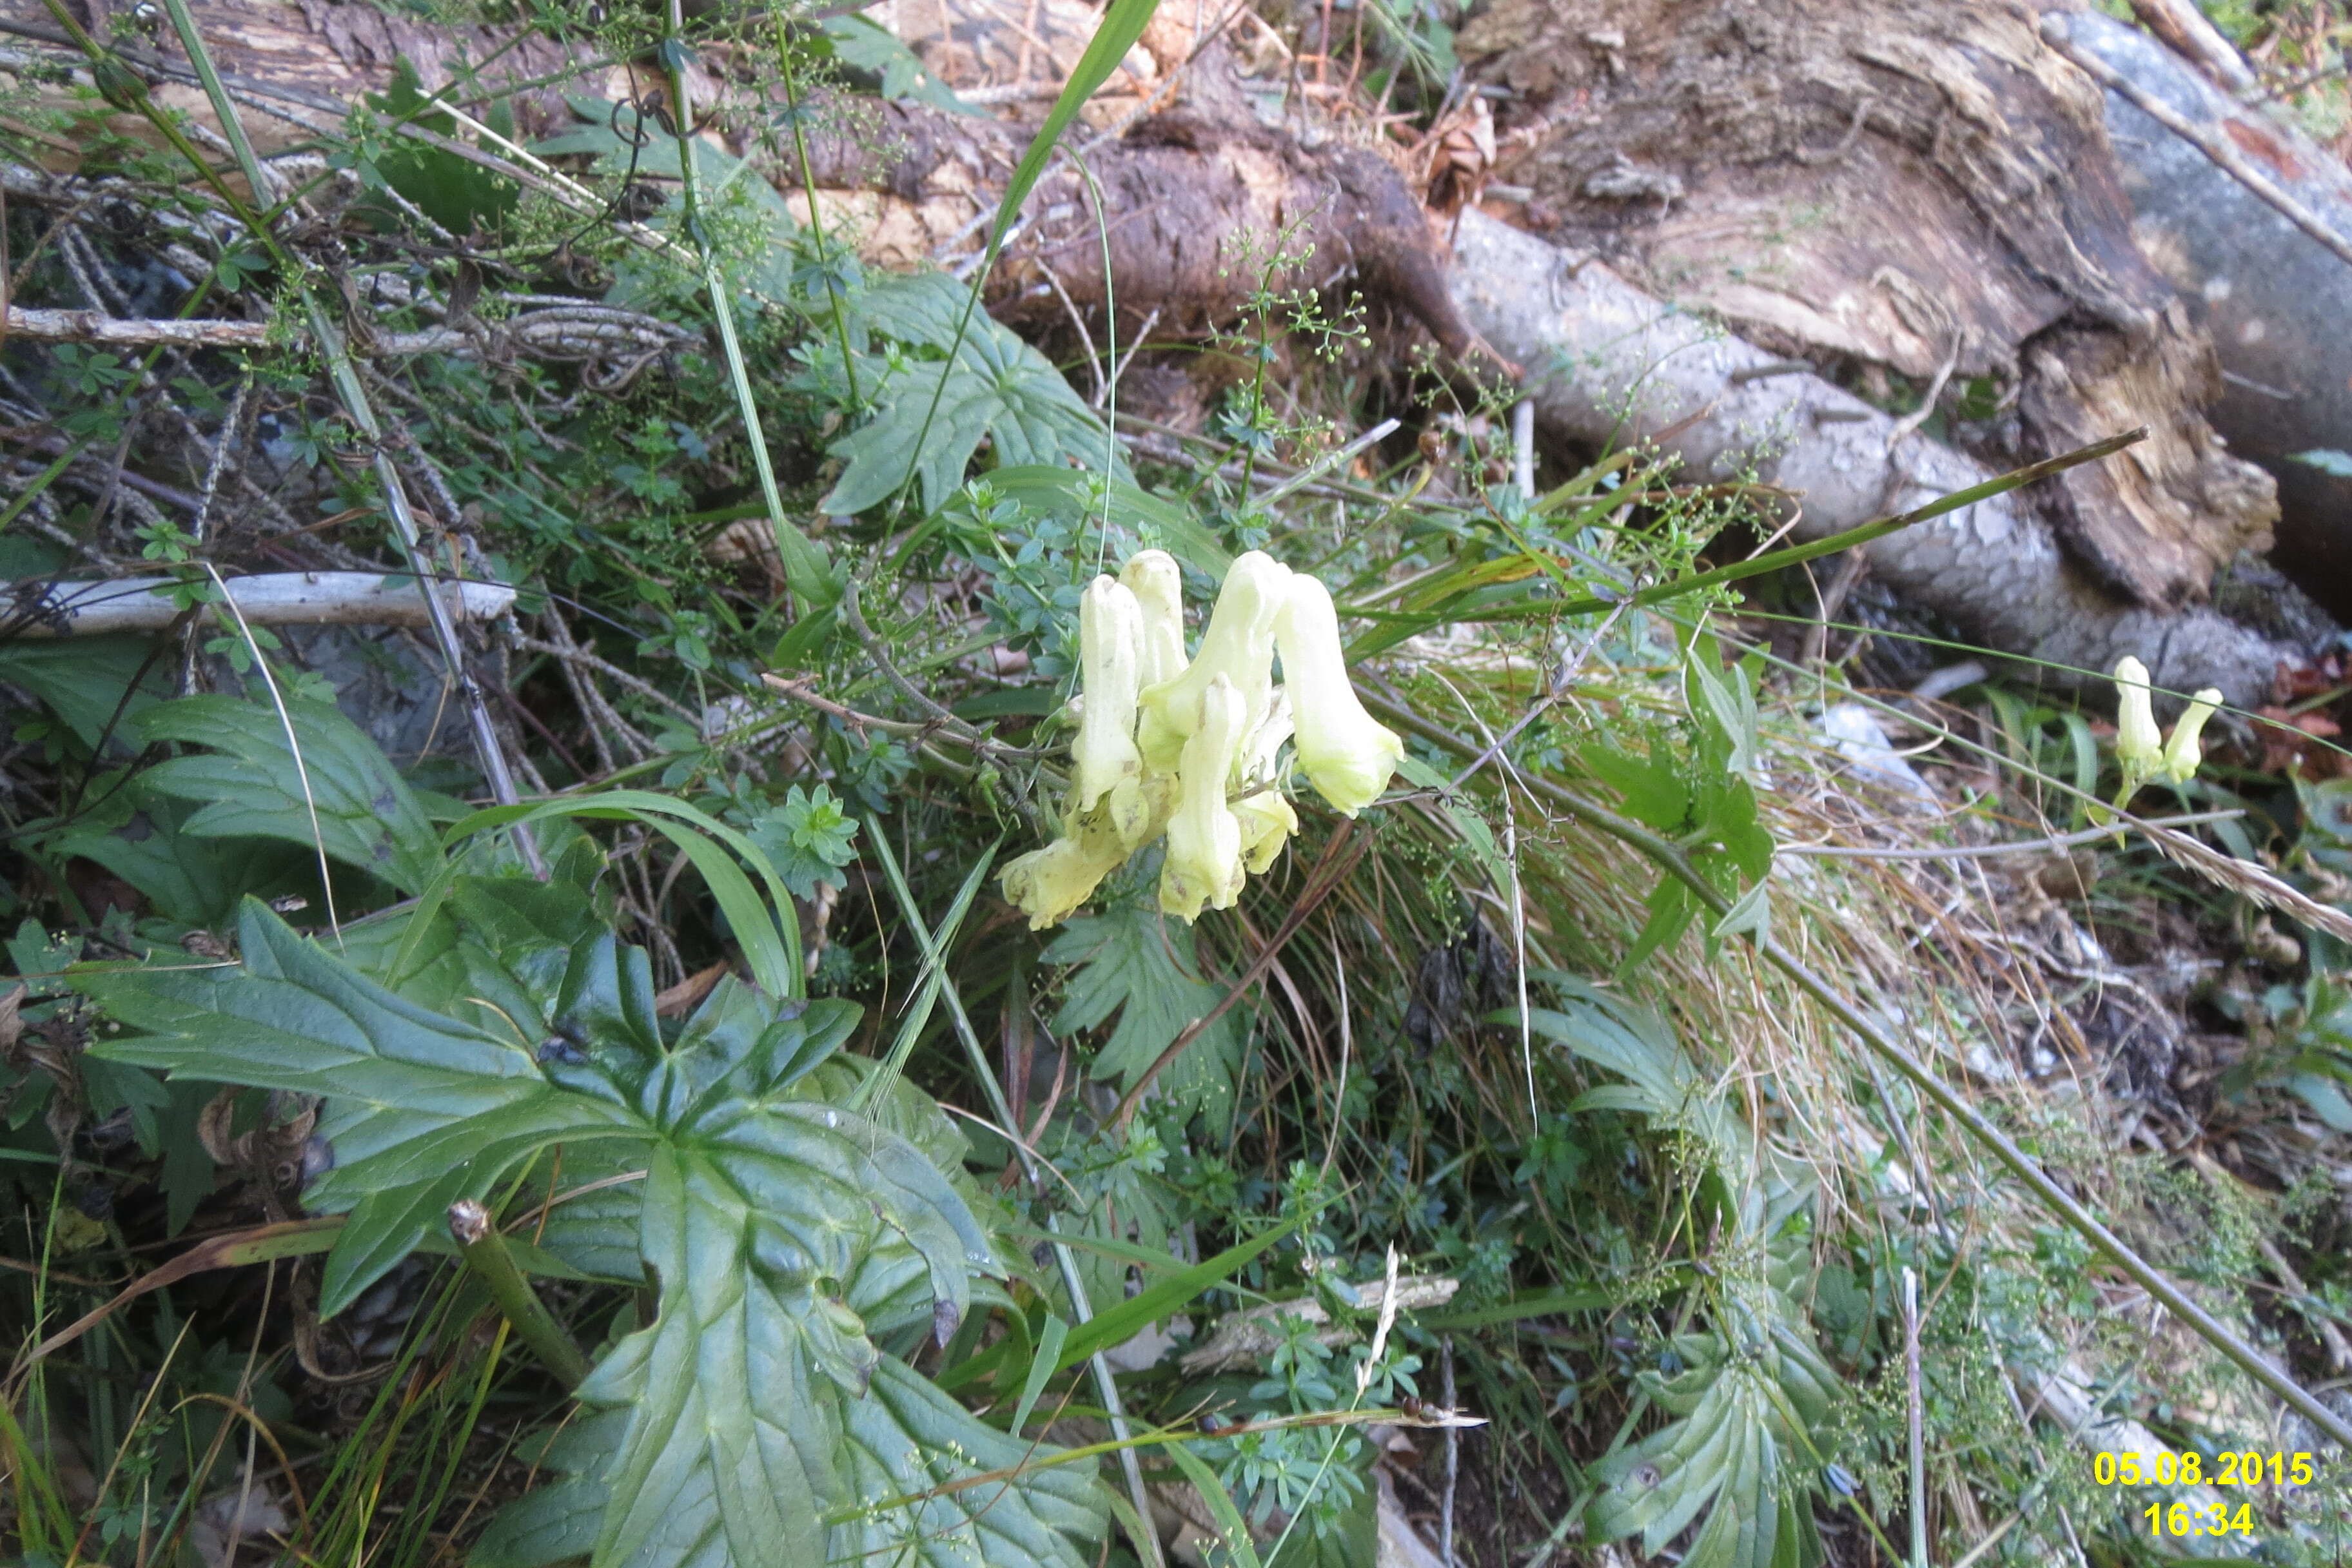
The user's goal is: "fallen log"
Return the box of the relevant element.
[11,573,516,636]
[1457,0,2277,616]
[2053,10,2352,617]
[1447,210,2296,707]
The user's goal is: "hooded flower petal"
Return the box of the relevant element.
[2113,656,2162,770]
[1137,551,1289,775]
[1277,574,1403,817]
[1120,549,1189,691]
[1234,790,1298,874]
[1072,574,1151,845]
[1000,808,1132,930]
[2157,687,2224,786]
[1159,674,1249,922]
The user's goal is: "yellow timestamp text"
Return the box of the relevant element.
[2092,1451,2316,1488]
[2142,1502,2254,1540]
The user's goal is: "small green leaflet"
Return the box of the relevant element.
[821,273,1122,516]
[819,14,974,113]
[1046,900,1245,1132]
[2291,448,2352,478]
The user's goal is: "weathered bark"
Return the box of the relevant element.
[1456,0,2277,613]
[789,100,1471,355]
[2056,10,2352,617]
[1449,209,2297,707]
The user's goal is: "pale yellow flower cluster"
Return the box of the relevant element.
[1001,549,1405,929]
[2111,654,2222,805]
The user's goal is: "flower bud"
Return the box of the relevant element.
[1160,674,1249,921]
[1277,574,1402,817]
[2113,656,2162,770]
[1000,808,1132,930]
[1137,551,1289,774]
[1120,549,1188,691]
[2157,687,2224,786]
[1073,575,1151,846]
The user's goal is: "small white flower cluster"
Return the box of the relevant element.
[2112,654,2222,805]
[1001,549,1405,929]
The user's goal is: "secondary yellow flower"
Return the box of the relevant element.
[2113,656,2162,772]
[1120,549,1188,691]
[1277,574,1402,816]
[2157,687,2224,786]
[1137,551,1290,774]
[1072,575,1151,847]
[1233,689,1298,872]
[1160,673,1250,921]
[1000,808,1132,930]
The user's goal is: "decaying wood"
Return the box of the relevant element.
[1456,0,2277,614]
[2061,11,2352,617]
[784,98,1473,356]
[12,572,516,636]
[1447,210,2295,707]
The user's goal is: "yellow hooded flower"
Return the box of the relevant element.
[1277,574,1402,817]
[1137,551,1289,774]
[1159,673,1250,921]
[1072,574,1152,846]
[1120,549,1188,692]
[999,807,1132,930]
[2157,687,2224,787]
[1233,687,1297,873]
[2113,656,2162,772]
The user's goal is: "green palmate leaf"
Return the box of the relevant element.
[49,773,311,928]
[821,273,1120,515]
[1046,900,1246,1132]
[76,899,640,1313]
[0,632,172,747]
[1588,1317,1832,1568]
[74,877,1101,1568]
[132,694,445,896]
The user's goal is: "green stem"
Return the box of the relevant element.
[664,5,834,613]
[447,1200,591,1390]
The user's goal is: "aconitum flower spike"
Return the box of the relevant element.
[2113,656,2162,771]
[1120,549,1188,691]
[1137,551,1289,774]
[1072,575,1150,845]
[1277,574,1402,817]
[1159,674,1249,922]
[2157,687,2224,786]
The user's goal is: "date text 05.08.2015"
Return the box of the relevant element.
[2093,1451,2315,1488]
